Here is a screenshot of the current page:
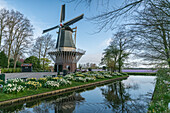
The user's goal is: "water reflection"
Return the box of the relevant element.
[0,76,156,113]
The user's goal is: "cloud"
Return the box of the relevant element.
[0,0,7,9]
[79,53,103,65]
[101,38,112,47]
[0,0,15,10]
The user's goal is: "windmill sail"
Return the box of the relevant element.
[43,25,59,34]
[60,4,65,23]
[63,14,84,26]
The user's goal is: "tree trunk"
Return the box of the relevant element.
[43,58,45,70]
[7,44,11,68]
[13,54,17,69]
[118,59,121,73]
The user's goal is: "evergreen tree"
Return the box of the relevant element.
[0,51,8,68]
[24,56,40,70]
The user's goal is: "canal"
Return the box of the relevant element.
[0,76,156,113]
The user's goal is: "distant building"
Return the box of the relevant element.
[19,58,24,63]
[21,64,33,72]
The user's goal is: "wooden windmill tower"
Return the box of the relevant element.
[43,4,85,73]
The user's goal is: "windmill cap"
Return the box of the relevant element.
[64,26,73,32]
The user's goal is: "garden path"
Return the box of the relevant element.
[4,72,58,80]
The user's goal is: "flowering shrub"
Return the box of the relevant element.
[76,74,85,77]
[7,78,24,85]
[116,73,122,76]
[27,78,37,81]
[45,81,59,88]
[0,80,4,85]
[3,84,25,93]
[82,73,89,76]
[57,79,72,86]
[51,77,61,81]
[46,76,53,81]
[75,77,86,82]
[86,74,96,77]
[104,75,112,78]
[26,81,42,89]
[96,75,105,79]
[64,74,74,81]
[38,78,47,84]
[85,77,96,82]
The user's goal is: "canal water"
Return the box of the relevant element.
[0,76,156,113]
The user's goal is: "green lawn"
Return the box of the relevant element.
[0,75,127,102]
[126,72,156,75]
[148,69,170,113]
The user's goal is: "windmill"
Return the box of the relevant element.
[43,4,85,73]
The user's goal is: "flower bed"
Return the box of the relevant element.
[45,81,60,88]
[0,72,125,95]
[7,78,24,84]
[26,81,42,89]
[0,71,128,102]
[3,84,25,93]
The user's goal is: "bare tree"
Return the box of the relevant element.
[31,34,55,70]
[12,18,33,69]
[0,8,9,50]
[129,4,170,67]
[31,36,43,61]
[101,27,136,72]
[63,0,169,32]
[3,9,34,68]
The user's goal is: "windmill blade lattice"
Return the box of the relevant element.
[43,25,59,34]
[60,4,65,23]
[63,14,84,26]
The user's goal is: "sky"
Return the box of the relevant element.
[0,0,145,67]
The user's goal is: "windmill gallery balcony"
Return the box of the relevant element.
[48,48,85,72]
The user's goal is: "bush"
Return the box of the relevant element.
[8,68,12,73]
[46,76,53,81]
[0,80,4,85]
[85,77,96,82]
[57,79,72,86]
[51,77,60,81]
[26,81,42,89]
[1,68,21,73]
[7,78,24,85]
[38,78,47,84]
[45,81,59,88]
[27,78,37,81]
[16,68,21,72]
[64,74,74,81]
[3,84,25,94]
[104,75,112,78]
[1,69,4,73]
[3,68,8,73]
[76,74,85,77]
[12,68,16,73]
[96,75,105,79]
[75,77,86,82]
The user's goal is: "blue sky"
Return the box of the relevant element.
[0,0,137,66]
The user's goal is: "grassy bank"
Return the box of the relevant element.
[148,69,170,113]
[0,75,127,102]
[126,72,156,75]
